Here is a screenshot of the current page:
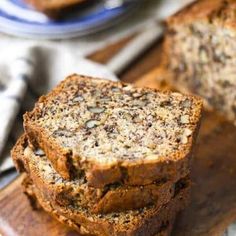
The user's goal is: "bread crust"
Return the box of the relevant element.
[24,74,202,188]
[22,174,189,236]
[166,0,223,26]
[25,0,87,17]
[12,135,187,214]
[166,0,236,29]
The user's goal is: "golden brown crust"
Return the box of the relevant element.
[23,174,189,236]
[163,0,236,65]
[166,0,223,26]
[24,124,73,180]
[12,134,187,214]
[24,74,202,188]
[25,0,87,17]
[86,153,191,188]
[166,0,236,30]
[11,135,28,173]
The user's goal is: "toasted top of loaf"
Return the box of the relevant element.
[167,0,236,27]
[24,75,202,169]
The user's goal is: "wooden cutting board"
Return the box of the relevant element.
[1,36,236,236]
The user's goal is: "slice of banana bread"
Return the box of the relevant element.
[24,74,202,187]
[22,174,189,236]
[162,0,236,124]
[22,175,176,236]
[25,0,87,17]
[12,135,183,214]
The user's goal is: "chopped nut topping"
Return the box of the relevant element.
[73,95,84,102]
[88,107,105,114]
[123,85,132,91]
[100,96,111,103]
[180,115,190,124]
[132,93,143,98]
[180,128,192,144]
[34,148,45,156]
[147,142,157,149]
[93,91,101,97]
[181,100,191,108]
[111,87,120,92]
[199,48,208,63]
[181,136,188,144]
[133,100,147,107]
[183,128,192,136]
[85,119,99,129]
[133,116,142,123]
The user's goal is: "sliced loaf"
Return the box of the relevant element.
[162,0,236,124]
[22,174,189,236]
[24,74,202,187]
[12,135,183,214]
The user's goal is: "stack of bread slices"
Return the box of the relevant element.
[12,74,202,236]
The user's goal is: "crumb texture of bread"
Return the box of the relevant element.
[12,135,186,214]
[23,173,189,236]
[24,74,202,186]
[163,0,236,123]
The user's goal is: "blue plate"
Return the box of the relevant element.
[0,0,138,39]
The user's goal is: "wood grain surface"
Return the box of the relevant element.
[1,36,236,236]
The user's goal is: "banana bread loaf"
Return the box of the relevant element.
[22,174,190,236]
[24,74,202,187]
[12,134,185,214]
[162,0,236,124]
